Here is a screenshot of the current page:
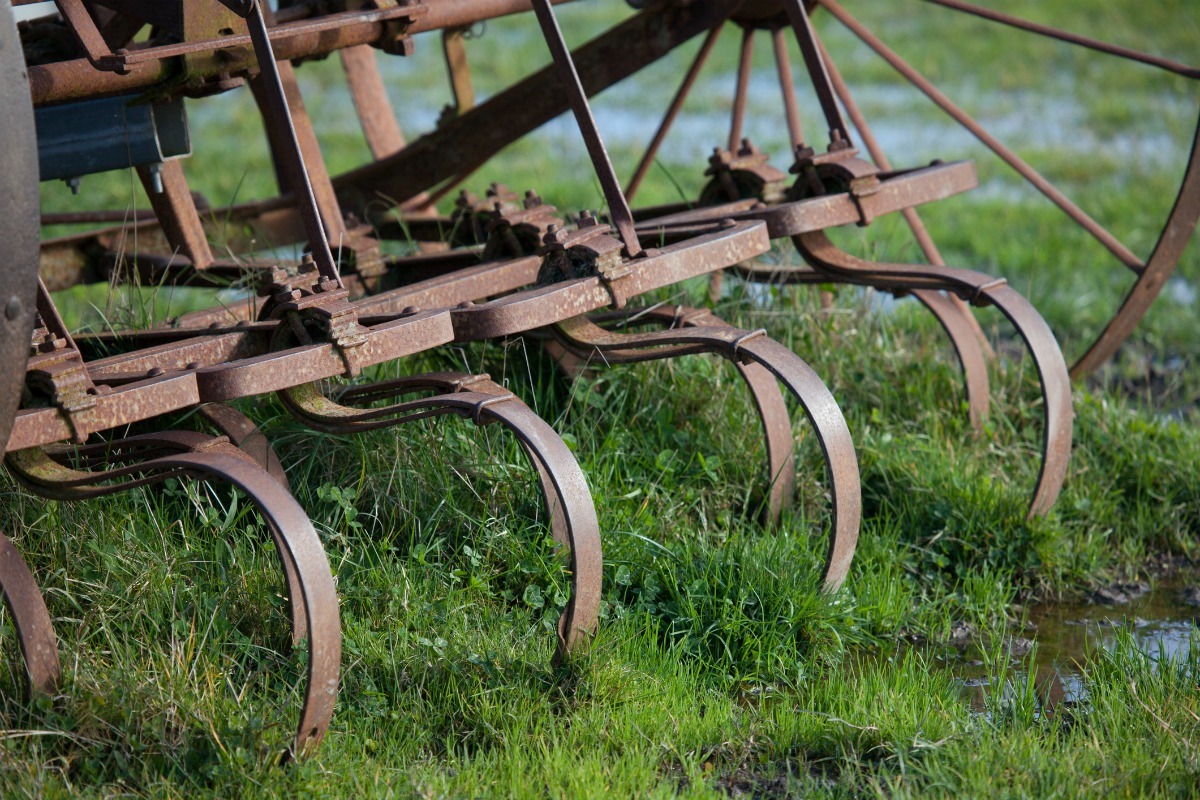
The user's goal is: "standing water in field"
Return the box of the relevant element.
[952,575,1199,715]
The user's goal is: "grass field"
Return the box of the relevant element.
[7,1,1200,796]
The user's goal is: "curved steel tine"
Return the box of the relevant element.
[193,404,307,641]
[196,404,290,489]
[599,307,797,525]
[465,391,603,659]
[796,231,1072,518]
[737,359,799,524]
[552,316,861,591]
[6,441,340,758]
[911,290,990,432]
[277,376,602,658]
[967,284,1072,517]
[145,449,340,759]
[0,530,61,696]
[460,378,573,558]
[733,336,861,588]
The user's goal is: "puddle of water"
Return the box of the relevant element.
[1027,582,1199,666]
[954,577,1199,715]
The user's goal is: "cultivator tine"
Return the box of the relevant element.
[598,306,799,525]
[276,373,602,657]
[6,435,341,757]
[458,386,602,654]
[196,403,290,489]
[0,530,61,696]
[909,291,991,432]
[794,231,1073,518]
[815,32,995,362]
[551,316,860,591]
[194,403,304,638]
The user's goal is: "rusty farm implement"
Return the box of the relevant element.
[1,0,1195,759]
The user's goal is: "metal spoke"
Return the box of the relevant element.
[627,24,724,201]
[816,0,1145,272]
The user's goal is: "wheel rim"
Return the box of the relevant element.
[0,3,40,451]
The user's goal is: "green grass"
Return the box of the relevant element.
[8,0,1200,796]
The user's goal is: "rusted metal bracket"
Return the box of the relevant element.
[449,184,562,258]
[536,213,632,307]
[263,264,370,377]
[24,281,101,443]
[702,139,790,205]
[788,145,881,226]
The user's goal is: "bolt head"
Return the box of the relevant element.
[4,297,21,321]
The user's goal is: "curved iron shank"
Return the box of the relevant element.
[636,161,992,431]
[635,159,1069,517]
[275,371,602,658]
[549,315,861,592]
[5,433,341,758]
[0,529,61,697]
[793,231,1073,519]
[196,402,290,488]
[551,305,798,526]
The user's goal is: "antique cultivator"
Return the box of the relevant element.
[1,0,858,757]
[1,0,1192,759]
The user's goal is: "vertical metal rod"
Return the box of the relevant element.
[626,24,724,201]
[530,0,640,256]
[728,26,755,151]
[771,26,805,150]
[780,0,852,147]
[244,0,342,285]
